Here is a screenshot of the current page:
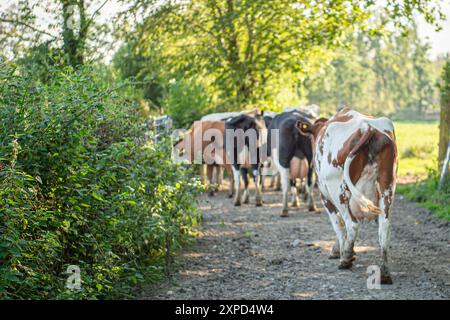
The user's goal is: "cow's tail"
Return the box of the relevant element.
[343,122,392,215]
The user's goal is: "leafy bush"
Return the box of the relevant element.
[162,79,212,128]
[17,42,64,84]
[0,62,202,299]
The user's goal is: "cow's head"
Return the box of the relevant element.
[296,117,328,138]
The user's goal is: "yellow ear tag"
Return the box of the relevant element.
[302,124,308,130]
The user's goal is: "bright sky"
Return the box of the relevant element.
[416,1,450,59]
[1,0,450,60]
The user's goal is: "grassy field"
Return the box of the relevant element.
[393,120,449,220]
[394,120,440,178]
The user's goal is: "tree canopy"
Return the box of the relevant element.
[0,0,447,115]
[114,0,445,110]
[302,25,444,116]
[0,0,111,67]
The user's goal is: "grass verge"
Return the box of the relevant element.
[397,173,450,221]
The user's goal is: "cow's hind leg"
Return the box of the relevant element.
[253,166,263,206]
[306,165,317,211]
[279,166,290,217]
[327,211,345,261]
[232,166,241,206]
[207,165,215,196]
[275,173,281,191]
[339,216,359,269]
[378,213,392,284]
[241,168,250,204]
[230,175,235,198]
[227,168,234,198]
[215,166,223,192]
[269,173,275,189]
[290,179,299,207]
[375,131,396,284]
[378,183,395,284]
[260,164,267,193]
[297,178,307,201]
[329,239,340,259]
[321,196,343,259]
[261,173,265,192]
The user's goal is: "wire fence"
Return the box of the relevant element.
[145,115,173,143]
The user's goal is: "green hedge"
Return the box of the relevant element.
[0,63,202,299]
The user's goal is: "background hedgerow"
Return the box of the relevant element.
[0,62,202,299]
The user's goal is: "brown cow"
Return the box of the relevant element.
[174,121,233,197]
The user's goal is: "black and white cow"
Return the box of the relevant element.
[225,113,265,207]
[260,111,280,191]
[267,111,317,216]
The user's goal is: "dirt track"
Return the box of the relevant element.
[140,185,450,300]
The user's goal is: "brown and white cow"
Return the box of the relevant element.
[174,121,233,197]
[297,108,398,284]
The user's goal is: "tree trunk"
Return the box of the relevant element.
[61,0,87,67]
[438,60,450,170]
[439,104,449,168]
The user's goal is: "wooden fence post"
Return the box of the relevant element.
[439,142,449,190]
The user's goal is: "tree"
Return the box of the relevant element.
[0,0,110,67]
[439,59,450,170]
[162,79,212,128]
[121,0,445,110]
[301,24,441,117]
[131,0,370,108]
[411,30,434,115]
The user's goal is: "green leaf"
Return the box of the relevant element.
[91,193,104,201]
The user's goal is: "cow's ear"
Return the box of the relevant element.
[296,120,312,135]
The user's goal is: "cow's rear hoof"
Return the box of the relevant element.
[234,201,241,207]
[309,206,317,212]
[255,201,263,207]
[291,202,299,208]
[381,275,393,285]
[328,254,340,260]
[280,210,289,218]
[338,261,353,269]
